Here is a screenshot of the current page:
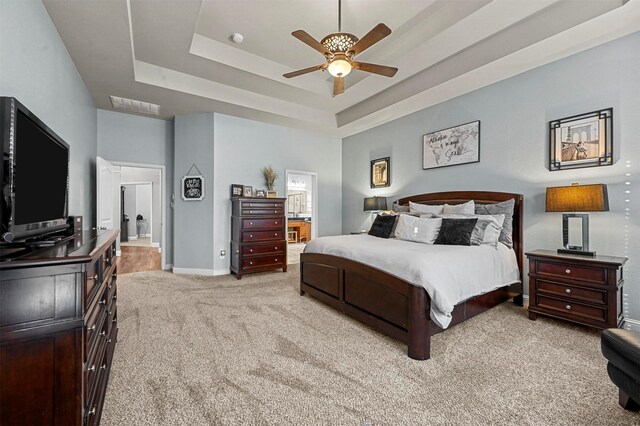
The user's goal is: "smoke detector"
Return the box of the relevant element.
[110,96,160,116]
[231,33,244,44]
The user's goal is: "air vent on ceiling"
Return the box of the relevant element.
[110,96,160,116]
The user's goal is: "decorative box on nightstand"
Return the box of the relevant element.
[526,250,627,329]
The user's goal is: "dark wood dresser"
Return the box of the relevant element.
[230,197,287,279]
[0,229,119,426]
[526,250,627,329]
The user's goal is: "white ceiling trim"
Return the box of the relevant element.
[134,60,337,127]
[331,0,561,111]
[190,33,333,97]
[338,0,640,138]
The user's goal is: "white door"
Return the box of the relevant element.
[96,157,115,231]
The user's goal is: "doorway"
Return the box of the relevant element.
[285,170,317,265]
[96,157,166,273]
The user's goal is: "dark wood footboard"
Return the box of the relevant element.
[300,253,522,360]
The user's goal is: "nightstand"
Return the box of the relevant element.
[526,250,627,329]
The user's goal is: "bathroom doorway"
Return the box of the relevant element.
[285,170,317,265]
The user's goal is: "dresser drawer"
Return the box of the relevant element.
[85,258,103,307]
[536,261,606,284]
[242,230,283,242]
[241,208,284,216]
[242,242,285,257]
[242,201,283,209]
[242,254,285,270]
[537,295,606,323]
[85,334,107,404]
[242,218,284,230]
[85,302,107,359]
[536,280,606,305]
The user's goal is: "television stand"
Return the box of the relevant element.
[25,233,74,247]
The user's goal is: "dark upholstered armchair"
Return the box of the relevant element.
[601,328,640,411]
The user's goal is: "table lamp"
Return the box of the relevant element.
[545,183,609,257]
[364,196,388,212]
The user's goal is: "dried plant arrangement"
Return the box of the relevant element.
[261,165,278,190]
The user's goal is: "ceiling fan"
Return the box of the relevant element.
[283,0,398,96]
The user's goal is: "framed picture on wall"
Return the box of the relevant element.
[422,121,480,170]
[181,175,205,201]
[370,157,390,188]
[549,108,613,171]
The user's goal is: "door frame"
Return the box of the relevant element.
[285,169,318,241]
[110,161,167,270]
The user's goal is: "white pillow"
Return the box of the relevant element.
[409,201,444,215]
[394,215,442,244]
[442,200,475,215]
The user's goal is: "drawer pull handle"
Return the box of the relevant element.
[565,288,571,294]
[107,338,112,344]
[250,211,254,213]
[274,211,277,213]
[100,363,107,370]
[100,330,106,338]
[88,325,96,332]
[250,234,253,238]
[250,261,253,265]
[566,304,571,310]
[274,246,277,250]
[88,407,96,416]
[275,221,278,225]
[99,299,107,306]
[112,319,117,324]
[275,259,278,262]
[88,364,96,372]
[88,274,99,281]
[113,295,117,301]
[565,269,571,274]
[274,233,277,236]
[250,222,253,225]
[112,273,117,279]
[249,249,253,253]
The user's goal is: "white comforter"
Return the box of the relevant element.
[304,235,520,329]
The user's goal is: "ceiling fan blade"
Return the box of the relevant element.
[353,61,398,77]
[291,30,329,56]
[349,23,391,56]
[283,64,325,78]
[333,76,344,96]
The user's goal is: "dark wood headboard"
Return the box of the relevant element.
[396,191,524,281]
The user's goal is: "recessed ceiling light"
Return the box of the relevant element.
[231,33,244,44]
[110,96,160,116]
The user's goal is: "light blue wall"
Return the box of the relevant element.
[212,113,342,272]
[342,32,640,323]
[0,0,97,228]
[97,109,174,263]
[173,114,215,271]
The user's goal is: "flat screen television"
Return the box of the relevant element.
[1,97,70,243]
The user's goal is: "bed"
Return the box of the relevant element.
[299,191,524,360]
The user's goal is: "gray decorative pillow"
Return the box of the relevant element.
[470,219,502,248]
[475,199,515,248]
[392,202,410,213]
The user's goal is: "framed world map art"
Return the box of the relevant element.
[422,121,480,170]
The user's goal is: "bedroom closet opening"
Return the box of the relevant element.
[285,170,317,265]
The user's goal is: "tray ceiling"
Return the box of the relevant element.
[42,0,640,137]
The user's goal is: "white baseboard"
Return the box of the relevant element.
[151,242,160,248]
[163,263,173,271]
[173,267,216,276]
[522,294,530,305]
[116,250,121,257]
[623,318,640,332]
[143,233,152,238]
[128,236,138,241]
[213,268,229,276]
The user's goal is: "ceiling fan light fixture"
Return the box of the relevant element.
[328,58,352,77]
[321,33,358,53]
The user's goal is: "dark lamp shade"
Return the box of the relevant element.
[546,184,609,212]
[364,196,388,211]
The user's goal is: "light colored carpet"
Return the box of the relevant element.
[102,270,639,426]
[287,243,306,264]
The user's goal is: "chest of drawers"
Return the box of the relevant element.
[0,229,119,425]
[230,197,287,279]
[526,250,627,329]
